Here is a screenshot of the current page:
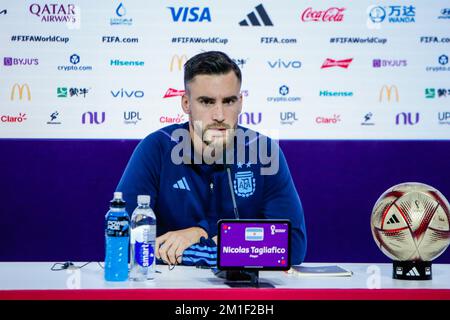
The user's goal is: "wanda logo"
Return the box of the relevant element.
[301,7,345,22]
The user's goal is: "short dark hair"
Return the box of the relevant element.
[184,51,242,91]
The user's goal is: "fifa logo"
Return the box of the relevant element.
[379,85,399,103]
[10,83,31,101]
[170,54,188,71]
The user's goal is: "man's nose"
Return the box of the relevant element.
[212,104,225,122]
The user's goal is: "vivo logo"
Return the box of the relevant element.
[239,112,262,125]
[82,112,105,124]
[111,89,144,98]
[268,59,301,69]
[395,112,419,125]
[167,7,211,22]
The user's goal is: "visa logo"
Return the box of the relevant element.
[168,7,212,22]
[245,227,264,241]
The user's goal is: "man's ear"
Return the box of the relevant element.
[181,94,190,114]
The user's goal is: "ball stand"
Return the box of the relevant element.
[392,260,432,280]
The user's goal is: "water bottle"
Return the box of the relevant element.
[130,195,156,281]
[104,192,130,281]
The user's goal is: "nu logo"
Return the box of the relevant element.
[167,7,211,22]
[10,83,31,101]
[82,112,105,124]
[239,4,273,26]
[170,54,188,71]
[379,85,399,103]
[239,112,262,125]
[395,112,419,125]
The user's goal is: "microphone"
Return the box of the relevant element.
[226,166,240,219]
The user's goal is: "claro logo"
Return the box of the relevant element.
[1,113,27,123]
[10,83,31,101]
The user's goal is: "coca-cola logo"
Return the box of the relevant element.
[301,7,345,22]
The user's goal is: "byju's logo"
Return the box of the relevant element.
[267,85,301,103]
[379,85,399,103]
[373,59,407,68]
[4,57,39,66]
[280,112,299,125]
[368,5,416,24]
[10,83,31,101]
[124,111,142,125]
[321,58,353,69]
[57,54,93,71]
[82,112,105,124]
[239,4,273,26]
[239,112,262,125]
[111,89,144,98]
[47,111,61,125]
[168,7,211,22]
[111,2,132,26]
[395,112,419,125]
[163,88,185,98]
[268,59,301,69]
[361,112,375,126]
[301,7,345,22]
[29,3,77,23]
[1,112,27,123]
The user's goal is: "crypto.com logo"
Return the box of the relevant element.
[169,123,280,175]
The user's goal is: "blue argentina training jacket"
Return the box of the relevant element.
[116,122,307,264]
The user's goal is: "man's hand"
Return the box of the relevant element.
[156,227,208,265]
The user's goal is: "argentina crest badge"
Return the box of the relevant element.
[233,170,256,198]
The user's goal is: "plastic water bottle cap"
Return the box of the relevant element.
[137,195,150,205]
[114,192,123,199]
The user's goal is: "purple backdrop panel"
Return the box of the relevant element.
[0,139,449,264]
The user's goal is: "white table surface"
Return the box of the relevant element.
[0,262,449,291]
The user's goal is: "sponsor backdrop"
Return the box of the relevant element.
[1,1,449,263]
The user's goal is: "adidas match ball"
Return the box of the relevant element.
[371,182,450,261]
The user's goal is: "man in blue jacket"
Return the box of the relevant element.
[116,51,306,266]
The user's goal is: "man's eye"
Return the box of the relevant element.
[200,100,214,106]
[224,99,236,106]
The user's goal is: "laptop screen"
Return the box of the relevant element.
[217,219,291,270]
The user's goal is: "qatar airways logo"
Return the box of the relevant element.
[321,58,353,69]
[301,7,345,22]
[163,88,185,98]
[29,3,77,23]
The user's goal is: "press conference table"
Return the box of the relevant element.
[0,262,449,300]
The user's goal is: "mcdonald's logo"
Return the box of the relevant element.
[170,54,188,71]
[10,83,31,101]
[379,85,399,103]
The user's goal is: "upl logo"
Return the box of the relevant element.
[167,7,211,22]
[10,83,31,101]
